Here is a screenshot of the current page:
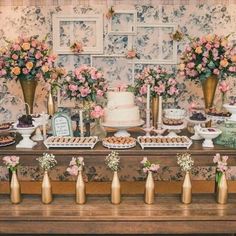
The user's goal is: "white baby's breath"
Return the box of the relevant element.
[37,153,57,171]
[177,153,194,172]
[105,151,120,172]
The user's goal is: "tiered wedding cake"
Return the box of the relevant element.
[104,91,142,126]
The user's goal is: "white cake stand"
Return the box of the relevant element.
[162,121,187,137]
[185,117,209,140]
[13,124,37,148]
[102,120,144,137]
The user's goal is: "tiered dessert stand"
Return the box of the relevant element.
[162,122,187,137]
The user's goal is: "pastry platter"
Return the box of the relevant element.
[102,136,136,149]
[0,133,16,147]
[44,136,98,149]
[0,122,13,132]
[137,135,192,149]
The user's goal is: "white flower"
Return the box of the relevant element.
[177,153,194,172]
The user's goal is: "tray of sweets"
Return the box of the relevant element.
[102,136,136,149]
[44,136,98,149]
[0,133,16,147]
[137,136,192,149]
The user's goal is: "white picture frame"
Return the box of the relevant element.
[108,10,137,35]
[52,14,103,54]
[133,23,177,64]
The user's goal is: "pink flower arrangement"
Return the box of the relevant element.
[67,157,85,176]
[0,35,56,82]
[179,34,236,83]
[62,65,108,102]
[213,153,229,186]
[70,41,83,54]
[90,105,104,119]
[134,66,180,99]
[140,157,160,174]
[126,49,140,59]
[2,155,20,172]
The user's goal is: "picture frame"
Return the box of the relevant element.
[51,112,73,137]
[52,14,103,54]
[108,10,137,35]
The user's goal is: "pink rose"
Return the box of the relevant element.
[12,44,21,51]
[97,89,104,97]
[168,78,177,85]
[91,105,104,119]
[218,81,229,93]
[154,84,165,95]
[69,84,78,92]
[205,43,212,50]
[35,52,42,59]
[168,86,178,95]
[140,85,147,95]
[96,71,103,79]
[187,62,195,69]
[213,68,220,75]
[79,87,91,97]
[12,54,18,60]
[22,68,29,74]
[229,66,236,72]
[0,69,7,76]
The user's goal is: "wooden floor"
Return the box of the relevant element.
[1,194,236,235]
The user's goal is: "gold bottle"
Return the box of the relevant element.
[181,171,192,204]
[111,171,121,204]
[76,170,86,204]
[10,171,21,204]
[47,90,55,116]
[217,172,228,204]
[42,171,53,204]
[144,171,155,204]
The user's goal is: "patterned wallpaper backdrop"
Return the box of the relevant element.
[0,0,236,122]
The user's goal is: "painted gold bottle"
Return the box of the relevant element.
[10,171,21,204]
[42,171,53,204]
[144,171,155,204]
[181,171,192,204]
[217,172,228,204]
[76,170,86,204]
[111,171,121,204]
[47,90,55,116]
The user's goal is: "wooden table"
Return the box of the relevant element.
[0,194,236,234]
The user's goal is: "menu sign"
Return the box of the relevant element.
[52,113,73,137]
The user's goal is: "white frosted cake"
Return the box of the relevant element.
[104,91,142,126]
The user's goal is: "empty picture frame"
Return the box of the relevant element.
[108,10,137,35]
[52,14,103,54]
[133,23,177,64]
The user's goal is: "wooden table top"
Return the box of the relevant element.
[1,194,236,234]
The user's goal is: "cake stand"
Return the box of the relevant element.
[13,124,37,148]
[162,121,187,137]
[185,117,209,140]
[102,120,144,137]
[223,104,236,122]
[195,127,222,148]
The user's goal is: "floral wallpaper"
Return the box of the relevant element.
[0,0,236,182]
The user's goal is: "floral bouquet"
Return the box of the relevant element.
[140,157,160,173]
[67,156,85,176]
[70,41,83,54]
[2,155,20,172]
[177,153,194,172]
[213,153,229,186]
[105,151,120,172]
[37,153,57,171]
[90,105,104,119]
[62,64,108,103]
[179,34,236,83]
[134,66,180,99]
[0,35,56,81]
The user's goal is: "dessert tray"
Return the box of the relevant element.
[102,136,136,149]
[0,133,15,147]
[137,136,192,149]
[44,136,98,149]
[0,122,13,131]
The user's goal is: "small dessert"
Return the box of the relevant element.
[206,108,231,117]
[103,136,136,146]
[189,112,207,121]
[139,136,189,144]
[163,118,183,126]
[0,135,15,145]
[0,122,12,130]
[17,115,34,128]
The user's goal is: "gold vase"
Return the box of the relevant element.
[111,171,121,204]
[201,75,219,109]
[47,90,55,116]
[216,172,228,204]
[181,171,192,204]
[20,79,37,115]
[144,171,155,204]
[76,170,86,204]
[42,171,53,204]
[151,96,159,129]
[10,171,21,204]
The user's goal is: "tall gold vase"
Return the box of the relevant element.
[10,171,21,204]
[47,90,55,116]
[181,171,192,204]
[20,79,37,115]
[151,96,159,129]
[144,171,155,204]
[201,75,219,109]
[42,171,53,204]
[76,170,86,204]
[216,172,228,204]
[111,171,121,204]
